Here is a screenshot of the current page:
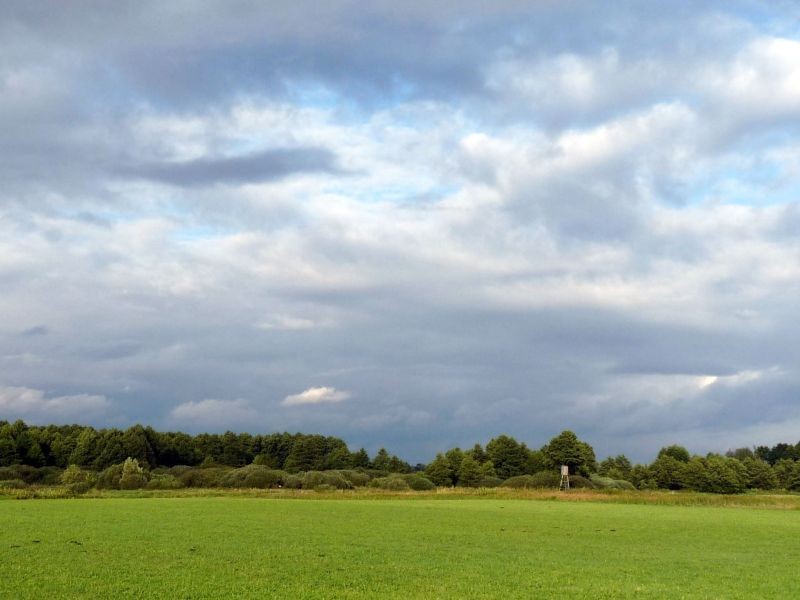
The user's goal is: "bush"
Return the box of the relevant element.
[568,475,597,489]
[178,467,231,488]
[220,465,287,489]
[166,465,194,477]
[529,470,561,489]
[369,476,411,491]
[335,470,371,487]
[590,474,636,490]
[119,458,149,490]
[146,474,184,490]
[60,464,95,486]
[0,465,54,484]
[96,463,124,489]
[479,476,504,488]
[67,481,93,495]
[401,474,436,491]
[0,479,28,489]
[302,471,352,490]
[502,472,563,489]
[283,474,303,489]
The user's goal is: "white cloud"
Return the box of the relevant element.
[0,386,110,422]
[282,387,351,406]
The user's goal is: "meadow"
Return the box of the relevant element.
[3,492,800,598]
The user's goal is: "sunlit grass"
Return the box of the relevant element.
[3,495,800,598]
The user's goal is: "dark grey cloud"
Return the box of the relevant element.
[120,147,341,187]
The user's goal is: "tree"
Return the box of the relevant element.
[657,445,691,463]
[542,431,596,476]
[702,455,746,494]
[0,426,17,466]
[651,455,686,490]
[486,435,530,479]
[425,453,453,486]
[444,448,465,484]
[371,448,392,471]
[742,457,778,490]
[598,455,633,480]
[467,443,488,463]
[351,448,370,469]
[458,455,481,487]
[479,460,497,479]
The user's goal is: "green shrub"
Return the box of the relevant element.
[119,458,149,490]
[568,475,597,489]
[0,465,51,484]
[335,470,371,487]
[302,471,352,490]
[529,470,561,488]
[0,479,28,489]
[96,463,124,489]
[589,474,635,490]
[178,467,230,488]
[283,474,303,489]
[67,481,93,495]
[369,476,411,491]
[166,465,193,477]
[60,464,95,486]
[501,475,537,488]
[220,465,288,489]
[479,476,504,488]
[401,474,436,491]
[146,474,184,490]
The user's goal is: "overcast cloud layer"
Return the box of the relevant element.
[2,1,799,462]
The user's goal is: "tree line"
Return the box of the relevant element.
[2,419,800,494]
[0,420,410,473]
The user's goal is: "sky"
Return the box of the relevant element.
[1,1,800,463]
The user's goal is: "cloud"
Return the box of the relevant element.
[282,387,351,406]
[121,147,341,187]
[168,398,257,429]
[2,1,800,463]
[0,386,110,423]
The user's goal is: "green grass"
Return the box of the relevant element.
[2,496,800,598]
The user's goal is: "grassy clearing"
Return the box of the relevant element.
[3,496,800,598]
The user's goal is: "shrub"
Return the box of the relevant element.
[0,465,49,484]
[590,474,635,490]
[0,479,28,489]
[60,464,95,486]
[39,467,65,485]
[96,463,124,489]
[369,476,411,491]
[119,458,149,490]
[479,476,504,488]
[166,465,193,477]
[501,475,537,488]
[568,475,596,489]
[67,481,93,495]
[146,474,184,490]
[178,467,229,488]
[283,474,303,489]
[220,465,287,489]
[335,470,371,487]
[302,471,352,490]
[529,470,561,489]
[313,484,337,492]
[401,474,436,491]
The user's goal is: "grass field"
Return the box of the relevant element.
[3,495,800,599]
